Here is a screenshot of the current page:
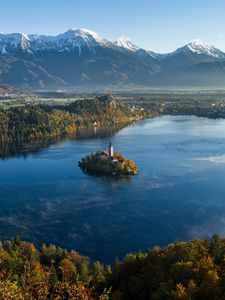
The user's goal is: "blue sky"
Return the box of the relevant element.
[1,0,225,53]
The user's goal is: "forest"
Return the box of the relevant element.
[0,235,225,299]
[2,92,224,145]
[0,96,133,143]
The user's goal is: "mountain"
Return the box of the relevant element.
[0,29,112,54]
[0,29,160,89]
[114,36,163,60]
[153,60,225,88]
[114,36,139,52]
[0,56,65,89]
[0,83,30,97]
[159,39,225,68]
[0,29,225,89]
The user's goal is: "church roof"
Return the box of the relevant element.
[101,150,109,156]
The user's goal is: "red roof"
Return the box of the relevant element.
[101,150,109,156]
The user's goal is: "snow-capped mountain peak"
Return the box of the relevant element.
[61,28,106,44]
[190,38,205,46]
[54,28,112,53]
[0,28,112,55]
[184,39,224,58]
[115,36,139,51]
[164,38,225,62]
[0,32,32,53]
[0,29,225,62]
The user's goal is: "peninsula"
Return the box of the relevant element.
[78,142,138,176]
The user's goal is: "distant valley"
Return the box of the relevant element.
[0,29,225,89]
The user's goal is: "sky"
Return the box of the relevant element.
[1,0,225,53]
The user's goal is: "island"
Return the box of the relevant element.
[78,142,138,176]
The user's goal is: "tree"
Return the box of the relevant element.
[93,261,105,285]
[59,258,77,282]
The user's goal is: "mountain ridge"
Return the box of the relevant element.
[0,28,225,89]
[1,29,224,58]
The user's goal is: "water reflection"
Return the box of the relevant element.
[79,166,132,183]
[0,125,125,160]
[1,116,225,263]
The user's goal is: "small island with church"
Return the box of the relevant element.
[78,142,138,176]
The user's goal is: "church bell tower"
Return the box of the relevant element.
[109,141,114,158]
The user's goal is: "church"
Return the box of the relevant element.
[78,141,138,176]
[100,141,115,160]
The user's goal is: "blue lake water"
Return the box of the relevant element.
[1,115,225,262]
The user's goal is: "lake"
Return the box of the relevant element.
[1,115,225,263]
